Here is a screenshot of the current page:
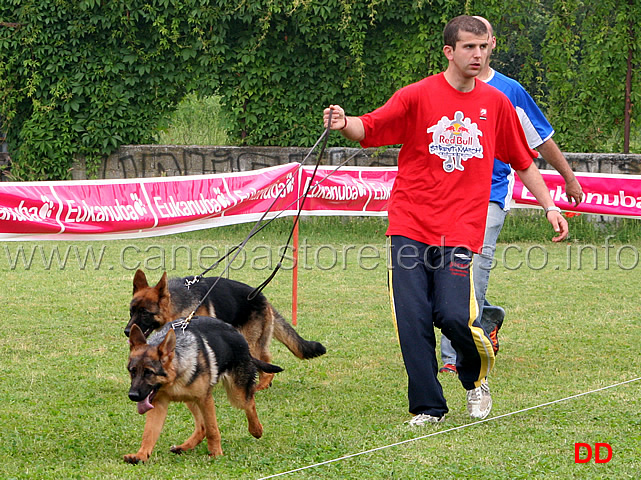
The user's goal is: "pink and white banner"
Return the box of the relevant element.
[1,166,640,241]
[513,170,641,217]
[0,163,299,241]
[300,166,396,216]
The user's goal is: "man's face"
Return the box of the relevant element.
[482,31,496,70]
[473,17,496,70]
[444,31,489,78]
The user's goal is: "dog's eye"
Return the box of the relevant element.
[144,368,155,377]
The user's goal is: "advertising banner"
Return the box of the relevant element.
[1,165,639,241]
[0,163,299,240]
[513,170,641,217]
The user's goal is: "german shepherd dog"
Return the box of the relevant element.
[125,269,326,390]
[124,316,283,464]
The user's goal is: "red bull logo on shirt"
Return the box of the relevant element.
[445,123,469,135]
[427,111,483,172]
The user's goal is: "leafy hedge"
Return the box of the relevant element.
[1,1,639,180]
[543,0,641,152]
[1,0,215,178]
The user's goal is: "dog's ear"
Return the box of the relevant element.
[133,269,149,294]
[156,272,170,300]
[128,324,147,350]
[158,328,176,364]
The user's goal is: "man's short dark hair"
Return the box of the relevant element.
[443,15,487,48]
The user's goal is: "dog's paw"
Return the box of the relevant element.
[256,373,275,391]
[248,423,263,439]
[170,445,185,455]
[123,454,143,464]
[208,448,224,458]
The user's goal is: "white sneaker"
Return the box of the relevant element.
[466,379,492,419]
[407,413,445,426]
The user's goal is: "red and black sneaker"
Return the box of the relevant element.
[439,363,457,374]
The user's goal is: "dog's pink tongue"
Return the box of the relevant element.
[137,394,154,415]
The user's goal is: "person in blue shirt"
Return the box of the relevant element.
[439,16,584,374]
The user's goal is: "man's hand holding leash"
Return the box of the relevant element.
[323,105,364,142]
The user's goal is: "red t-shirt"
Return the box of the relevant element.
[360,73,537,253]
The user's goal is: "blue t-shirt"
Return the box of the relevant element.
[486,69,554,210]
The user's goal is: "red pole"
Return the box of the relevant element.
[292,217,299,326]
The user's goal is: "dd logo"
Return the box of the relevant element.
[574,443,613,463]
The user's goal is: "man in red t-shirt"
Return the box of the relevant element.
[323,15,568,425]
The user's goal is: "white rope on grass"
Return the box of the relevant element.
[256,376,641,480]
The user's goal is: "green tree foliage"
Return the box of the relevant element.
[1,1,639,180]
[543,0,641,152]
[0,0,219,179]
[213,0,464,146]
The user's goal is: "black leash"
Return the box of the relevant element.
[185,147,364,287]
[248,111,334,300]
[178,111,337,328]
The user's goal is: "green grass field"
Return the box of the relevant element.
[1,216,640,479]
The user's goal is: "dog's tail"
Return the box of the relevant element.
[252,357,284,374]
[271,307,327,360]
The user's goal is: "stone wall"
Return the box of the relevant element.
[65,145,641,180]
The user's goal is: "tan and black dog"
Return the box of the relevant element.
[124,316,283,464]
[125,269,326,390]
